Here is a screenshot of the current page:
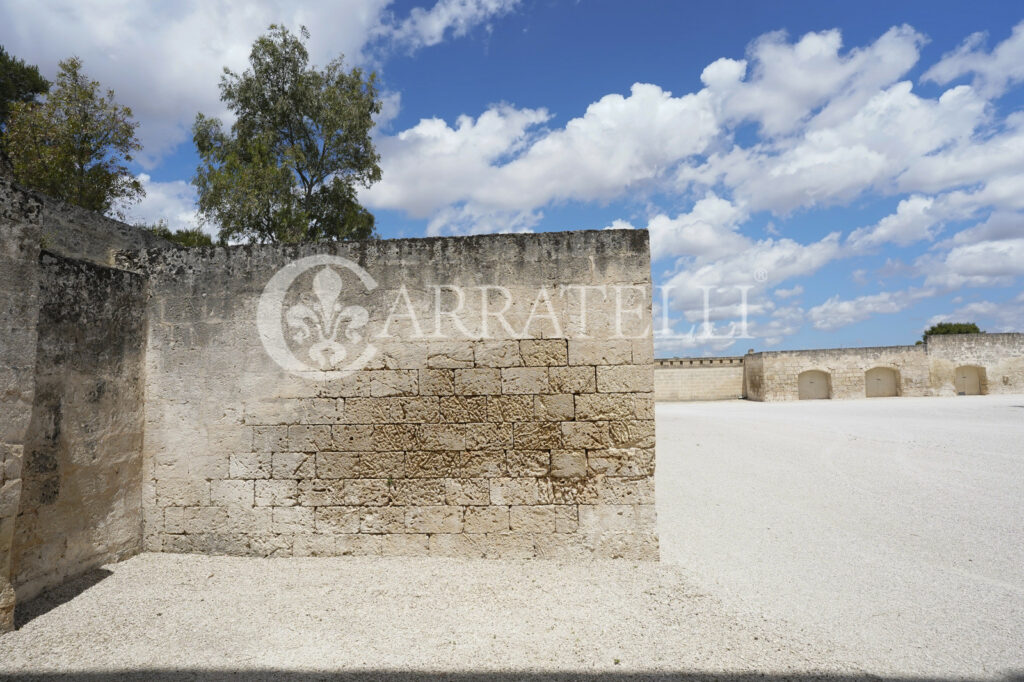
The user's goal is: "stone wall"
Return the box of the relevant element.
[11,254,147,602]
[653,357,744,401]
[0,180,42,631]
[926,333,1024,395]
[138,230,658,560]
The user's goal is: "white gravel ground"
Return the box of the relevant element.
[1,394,1022,680]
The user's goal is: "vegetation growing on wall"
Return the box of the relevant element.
[921,322,982,344]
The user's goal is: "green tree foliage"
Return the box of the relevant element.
[143,220,215,247]
[921,321,982,343]
[192,25,382,244]
[4,57,143,217]
[0,46,49,130]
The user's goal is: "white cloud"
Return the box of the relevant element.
[923,21,1024,98]
[775,285,804,299]
[808,288,935,331]
[125,174,205,234]
[378,0,521,52]
[927,298,1024,333]
[847,195,941,250]
[647,193,748,259]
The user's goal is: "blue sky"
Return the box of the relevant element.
[2,0,1023,356]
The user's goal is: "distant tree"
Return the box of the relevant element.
[0,46,49,130]
[143,219,215,247]
[921,321,982,343]
[4,57,143,218]
[192,25,381,244]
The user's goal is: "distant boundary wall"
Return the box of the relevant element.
[655,334,1024,402]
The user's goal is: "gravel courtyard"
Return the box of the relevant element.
[1,395,1022,680]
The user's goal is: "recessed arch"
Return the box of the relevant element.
[865,367,900,398]
[954,365,987,395]
[797,369,831,400]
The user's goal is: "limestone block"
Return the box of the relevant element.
[255,479,298,507]
[578,504,636,533]
[486,395,533,422]
[445,478,490,505]
[464,506,510,533]
[505,450,549,477]
[416,424,467,451]
[597,365,653,393]
[229,451,271,479]
[587,448,655,477]
[534,394,574,421]
[156,478,209,507]
[372,424,418,451]
[252,426,288,452]
[331,425,375,451]
[391,479,446,505]
[474,341,522,368]
[288,425,332,452]
[419,369,455,395]
[343,479,390,506]
[428,533,487,558]
[561,421,610,449]
[427,342,474,368]
[465,422,513,450]
[298,479,353,507]
[550,450,587,478]
[513,422,561,449]
[382,533,430,556]
[297,398,344,424]
[548,366,596,394]
[489,478,550,505]
[595,477,655,505]
[484,532,536,559]
[398,397,440,423]
[340,398,405,424]
[406,451,460,478]
[439,396,488,423]
[519,339,567,366]
[574,394,640,421]
[210,479,255,507]
[608,420,656,448]
[405,505,464,533]
[509,505,578,533]
[500,367,549,394]
[568,339,632,366]
[458,450,507,478]
[370,370,418,397]
[335,533,384,556]
[358,507,405,534]
[271,452,315,479]
[316,451,405,479]
[315,506,361,533]
[454,368,502,395]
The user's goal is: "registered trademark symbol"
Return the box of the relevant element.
[754,269,768,283]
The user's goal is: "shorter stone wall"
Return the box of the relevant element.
[654,357,743,401]
[926,333,1024,396]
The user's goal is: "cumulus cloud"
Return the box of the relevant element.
[808,288,935,331]
[378,0,521,52]
[923,22,1024,98]
[125,175,206,235]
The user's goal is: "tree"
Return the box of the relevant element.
[4,57,143,218]
[921,322,982,343]
[143,220,215,247]
[0,46,49,130]
[192,25,381,244]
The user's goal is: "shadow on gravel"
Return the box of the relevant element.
[2,673,1023,681]
[13,567,113,629]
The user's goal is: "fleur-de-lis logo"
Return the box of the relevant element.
[257,255,378,379]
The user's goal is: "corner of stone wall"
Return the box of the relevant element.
[0,177,43,632]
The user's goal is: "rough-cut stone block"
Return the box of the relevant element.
[474,341,522,368]
[331,425,374,451]
[505,449,549,477]
[428,533,487,558]
[520,339,568,366]
[595,477,655,504]
[296,479,346,507]
[252,426,288,452]
[316,451,405,479]
[359,507,405,534]
[229,451,271,479]
[156,478,209,507]
[419,369,455,395]
[459,450,506,478]
[210,479,254,507]
[399,397,440,423]
[271,452,315,479]
[454,368,502,395]
[406,451,460,478]
[372,424,418,451]
[439,396,487,423]
[288,425,332,452]
[341,398,404,424]
[550,450,587,478]
[445,478,490,505]
[489,478,550,505]
[335,534,383,556]
[343,478,391,506]
[255,479,298,507]
[391,479,446,505]
[513,422,561,449]
[534,394,574,421]
[574,394,639,421]
[416,424,466,451]
[568,339,633,366]
[608,420,656,448]
[406,505,464,533]
[272,506,314,534]
[561,421,610,449]
[578,504,636,533]
[597,365,654,393]
[510,505,578,533]
[484,532,536,559]
[370,370,418,397]
[315,506,361,533]
[464,506,510,533]
[548,366,596,394]
[486,395,533,422]
[465,422,513,450]
[382,533,429,556]
[427,342,474,368]
[587,448,655,477]
[500,367,549,394]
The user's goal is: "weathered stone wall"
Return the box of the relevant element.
[139,230,658,560]
[0,180,42,631]
[742,335,1024,401]
[654,357,744,401]
[926,333,1024,395]
[11,254,147,602]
